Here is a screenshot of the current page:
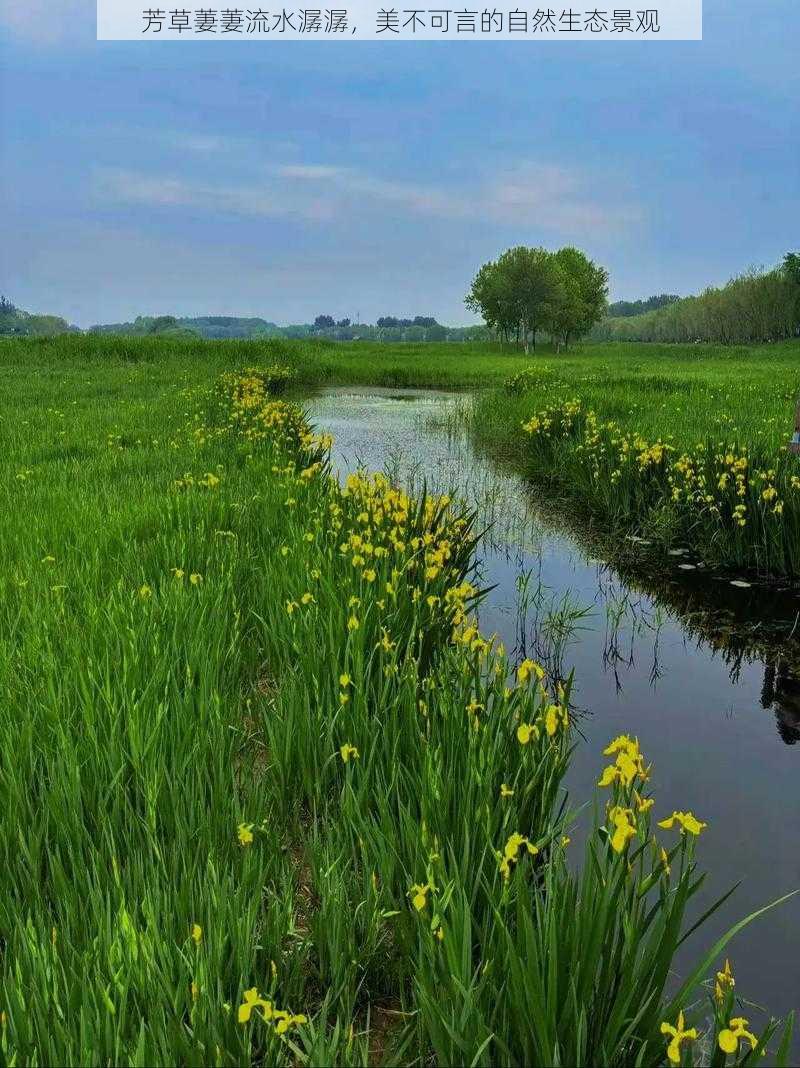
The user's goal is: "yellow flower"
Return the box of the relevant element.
[661,1011,697,1065]
[347,614,360,631]
[339,743,359,763]
[603,734,637,756]
[657,810,707,835]
[715,958,735,1002]
[517,722,537,745]
[171,567,185,581]
[544,705,560,737]
[339,673,351,688]
[517,658,545,684]
[273,1010,307,1034]
[634,791,654,813]
[598,736,650,787]
[499,832,538,879]
[500,783,514,798]
[237,822,254,846]
[598,764,620,787]
[139,584,152,600]
[608,807,637,853]
[300,592,314,605]
[238,987,272,1024]
[408,883,431,911]
[660,846,671,875]
[191,923,203,945]
[363,568,376,582]
[718,1017,757,1055]
[189,572,202,585]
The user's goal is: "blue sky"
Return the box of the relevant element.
[1,1,798,326]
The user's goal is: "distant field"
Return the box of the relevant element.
[6,334,800,576]
[11,334,800,434]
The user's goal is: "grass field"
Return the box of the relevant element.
[1,337,795,1065]
[467,341,800,577]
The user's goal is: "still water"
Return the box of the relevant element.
[305,386,800,1028]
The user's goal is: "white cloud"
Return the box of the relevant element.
[94,167,335,221]
[485,164,643,231]
[95,158,641,235]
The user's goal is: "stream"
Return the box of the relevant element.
[305,385,800,1030]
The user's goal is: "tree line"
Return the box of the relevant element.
[607,294,681,317]
[590,256,800,344]
[0,297,77,338]
[85,313,490,343]
[465,245,609,352]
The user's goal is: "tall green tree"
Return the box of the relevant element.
[783,252,800,286]
[548,246,609,350]
[466,246,561,352]
[466,246,609,352]
[464,257,518,343]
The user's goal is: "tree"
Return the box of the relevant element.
[148,315,178,334]
[608,294,681,317]
[548,247,609,350]
[466,246,561,352]
[467,246,609,351]
[0,296,24,336]
[313,314,335,330]
[783,253,800,286]
[336,318,351,327]
[783,254,800,334]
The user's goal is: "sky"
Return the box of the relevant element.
[1,0,798,327]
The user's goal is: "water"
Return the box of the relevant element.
[305,385,800,1029]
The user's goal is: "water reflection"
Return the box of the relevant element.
[762,659,800,745]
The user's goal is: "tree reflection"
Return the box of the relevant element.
[761,659,800,745]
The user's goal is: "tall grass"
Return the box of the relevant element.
[471,347,800,576]
[0,345,794,1065]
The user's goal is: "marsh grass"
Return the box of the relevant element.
[0,338,796,1065]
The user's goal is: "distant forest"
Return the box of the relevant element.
[590,257,800,344]
[86,313,490,343]
[607,294,681,317]
[3,254,798,346]
[0,305,490,343]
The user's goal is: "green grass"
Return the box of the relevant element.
[0,337,797,1064]
[14,332,800,420]
[8,333,800,575]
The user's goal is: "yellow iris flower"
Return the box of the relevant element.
[660,1011,697,1065]
[657,810,707,835]
[718,1017,757,1055]
[608,807,637,853]
[715,958,735,1002]
[517,659,545,684]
